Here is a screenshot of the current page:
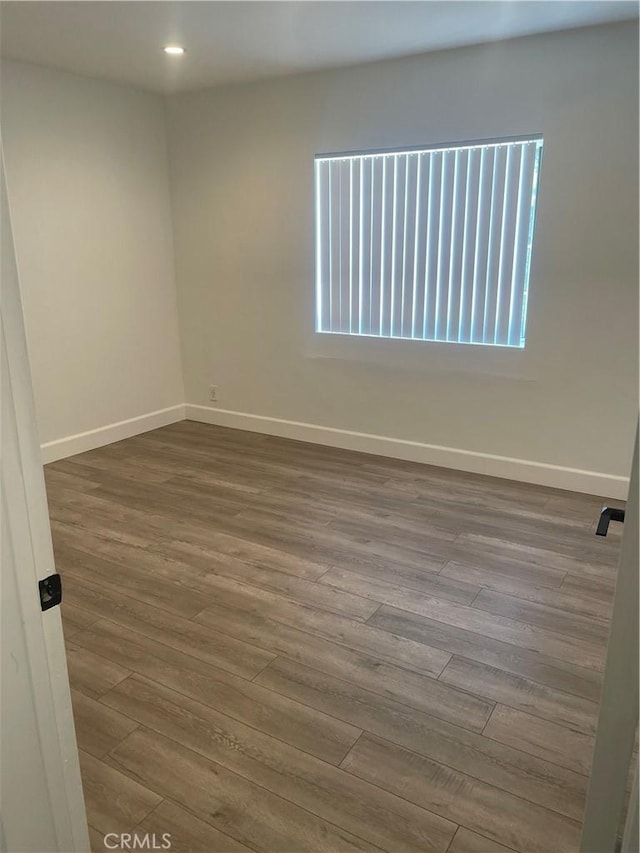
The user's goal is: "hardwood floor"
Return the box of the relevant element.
[44,421,624,853]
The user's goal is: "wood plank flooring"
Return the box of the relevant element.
[44,421,624,853]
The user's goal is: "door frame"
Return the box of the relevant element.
[580,428,638,852]
[1,146,89,852]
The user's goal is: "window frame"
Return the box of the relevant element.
[313,134,544,351]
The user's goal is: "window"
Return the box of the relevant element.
[314,136,543,348]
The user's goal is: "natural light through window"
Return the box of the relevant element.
[314,136,543,348]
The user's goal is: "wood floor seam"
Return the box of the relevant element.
[339,731,584,835]
[448,825,521,853]
[190,616,489,733]
[340,730,578,824]
[107,724,429,853]
[134,798,263,853]
[249,654,283,684]
[130,798,167,831]
[253,657,586,821]
[468,598,609,644]
[81,634,364,768]
[437,652,600,730]
[468,588,483,608]
[62,546,380,625]
[70,608,485,734]
[480,730,591,779]
[337,736,589,824]
[338,730,366,770]
[192,603,461,686]
[340,735,580,853]
[68,603,278,683]
[380,603,605,674]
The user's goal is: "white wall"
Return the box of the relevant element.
[1,24,637,494]
[1,60,185,456]
[166,22,638,492]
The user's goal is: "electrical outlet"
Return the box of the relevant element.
[208,385,218,403]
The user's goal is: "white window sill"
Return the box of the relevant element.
[306,331,537,382]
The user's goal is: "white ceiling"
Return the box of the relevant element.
[1,1,637,94]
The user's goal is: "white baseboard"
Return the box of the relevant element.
[41,401,628,497]
[40,405,186,464]
[186,404,629,499]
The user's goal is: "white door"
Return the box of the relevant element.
[581,428,638,852]
[0,149,89,852]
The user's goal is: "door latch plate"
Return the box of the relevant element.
[39,573,62,611]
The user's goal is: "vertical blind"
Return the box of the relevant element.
[314,136,543,348]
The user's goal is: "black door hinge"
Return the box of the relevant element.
[39,573,62,611]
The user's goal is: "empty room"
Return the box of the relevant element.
[1,2,638,852]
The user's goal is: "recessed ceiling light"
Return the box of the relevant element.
[163,46,185,55]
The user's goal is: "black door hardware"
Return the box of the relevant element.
[39,573,62,611]
[595,506,626,537]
